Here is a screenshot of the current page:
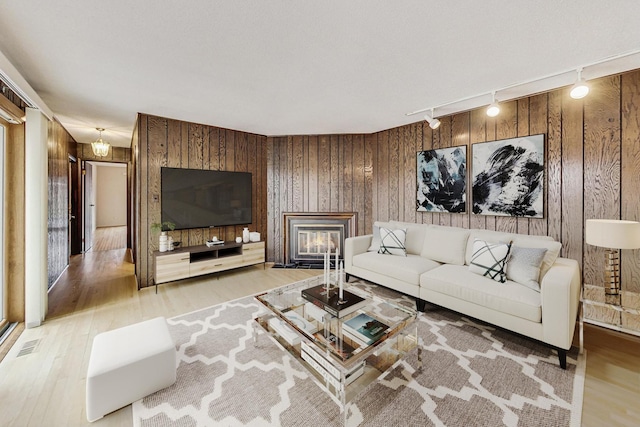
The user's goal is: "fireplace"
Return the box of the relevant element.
[284,212,357,267]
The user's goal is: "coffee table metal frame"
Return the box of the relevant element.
[254,275,420,425]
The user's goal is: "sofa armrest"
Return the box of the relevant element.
[344,235,373,270]
[540,257,581,350]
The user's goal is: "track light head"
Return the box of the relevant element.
[486,92,500,117]
[424,112,441,130]
[486,102,500,117]
[570,68,589,99]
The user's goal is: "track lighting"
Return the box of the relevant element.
[570,68,590,99]
[424,109,441,129]
[486,92,500,117]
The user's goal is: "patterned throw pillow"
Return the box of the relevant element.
[506,246,548,291]
[469,239,511,283]
[378,228,407,256]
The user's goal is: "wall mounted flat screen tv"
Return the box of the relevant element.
[161,167,252,230]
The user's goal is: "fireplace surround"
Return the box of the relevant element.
[284,212,357,267]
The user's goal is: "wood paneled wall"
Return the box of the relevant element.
[134,70,640,329]
[134,114,268,287]
[47,120,77,288]
[266,71,640,311]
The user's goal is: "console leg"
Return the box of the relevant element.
[558,349,567,369]
[416,298,426,312]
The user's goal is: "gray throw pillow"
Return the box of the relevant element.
[506,246,548,292]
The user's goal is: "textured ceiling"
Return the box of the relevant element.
[1,1,639,148]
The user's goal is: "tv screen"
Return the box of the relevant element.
[161,167,252,230]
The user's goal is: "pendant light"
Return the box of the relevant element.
[486,92,500,117]
[91,127,110,157]
[424,108,441,130]
[570,68,590,99]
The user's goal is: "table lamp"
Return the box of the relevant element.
[585,219,640,297]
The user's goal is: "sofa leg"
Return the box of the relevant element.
[558,349,567,369]
[345,273,351,283]
[416,298,426,312]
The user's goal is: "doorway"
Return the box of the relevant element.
[83,162,128,252]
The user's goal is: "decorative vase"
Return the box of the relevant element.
[159,231,168,252]
[242,227,250,243]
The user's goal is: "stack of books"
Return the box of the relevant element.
[301,284,367,318]
[342,313,389,347]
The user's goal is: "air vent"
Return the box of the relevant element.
[16,339,40,357]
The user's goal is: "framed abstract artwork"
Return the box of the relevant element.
[471,134,544,218]
[417,146,466,213]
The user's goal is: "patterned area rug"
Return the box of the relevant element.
[132,278,585,426]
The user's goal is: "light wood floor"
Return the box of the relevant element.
[0,244,639,425]
[88,226,127,252]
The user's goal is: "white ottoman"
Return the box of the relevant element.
[86,317,176,422]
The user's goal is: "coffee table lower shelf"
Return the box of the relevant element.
[253,313,421,425]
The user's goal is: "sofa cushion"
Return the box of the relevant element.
[353,252,441,286]
[420,264,542,322]
[368,221,394,252]
[468,239,511,283]
[421,226,470,265]
[378,227,407,256]
[506,246,547,292]
[390,221,431,255]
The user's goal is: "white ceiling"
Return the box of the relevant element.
[1,1,640,148]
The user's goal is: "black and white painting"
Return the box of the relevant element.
[417,146,466,213]
[472,134,544,217]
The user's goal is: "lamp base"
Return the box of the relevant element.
[603,249,620,296]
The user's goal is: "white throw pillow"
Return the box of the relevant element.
[469,239,511,283]
[368,221,394,252]
[506,246,547,291]
[378,228,407,257]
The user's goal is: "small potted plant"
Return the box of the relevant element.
[150,221,176,235]
[151,221,176,252]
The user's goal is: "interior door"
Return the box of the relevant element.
[68,156,81,255]
[83,162,94,252]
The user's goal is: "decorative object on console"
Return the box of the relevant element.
[235,237,242,243]
[417,146,467,213]
[472,134,544,218]
[378,227,407,256]
[468,239,511,283]
[151,221,176,252]
[242,227,250,243]
[249,232,260,242]
[585,219,640,298]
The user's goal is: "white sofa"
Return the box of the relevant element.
[344,221,581,368]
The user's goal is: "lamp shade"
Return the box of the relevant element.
[585,219,640,249]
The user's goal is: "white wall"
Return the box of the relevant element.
[95,163,127,227]
[24,108,48,328]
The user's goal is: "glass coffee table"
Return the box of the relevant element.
[254,275,420,425]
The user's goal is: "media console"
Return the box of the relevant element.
[154,241,265,288]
